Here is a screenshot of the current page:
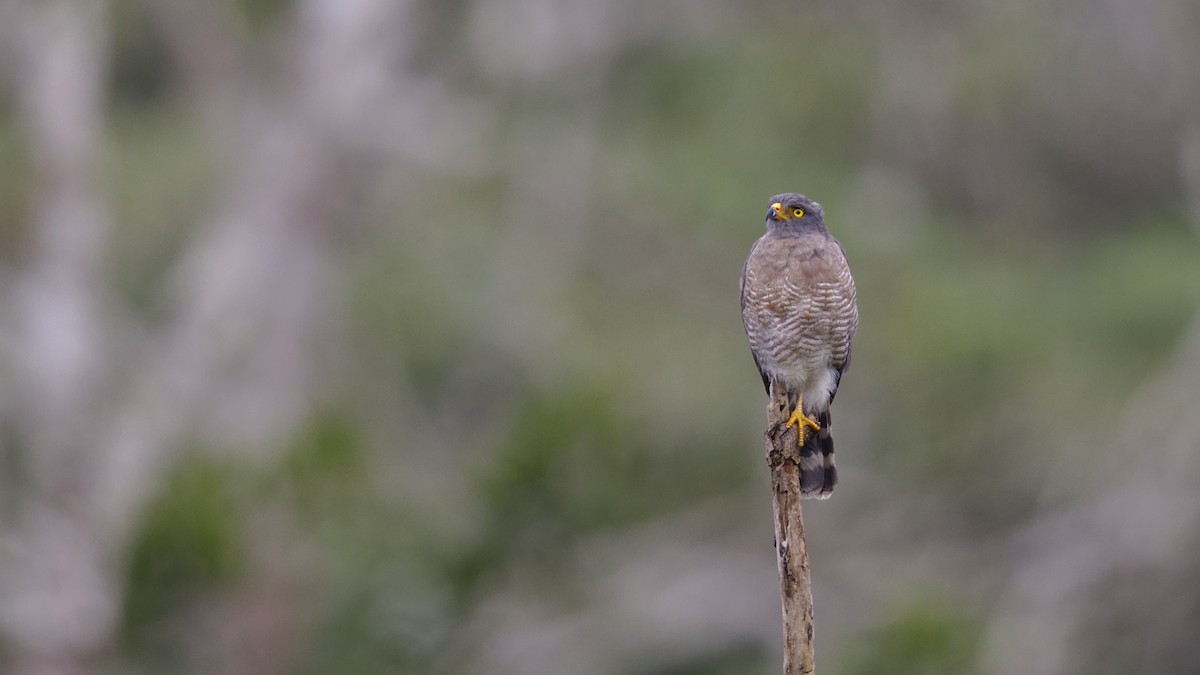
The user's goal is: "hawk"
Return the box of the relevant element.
[740,193,858,498]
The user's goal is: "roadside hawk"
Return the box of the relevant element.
[740,193,858,498]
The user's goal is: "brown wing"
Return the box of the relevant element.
[826,236,857,401]
[740,236,771,394]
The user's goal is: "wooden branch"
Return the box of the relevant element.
[765,381,816,674]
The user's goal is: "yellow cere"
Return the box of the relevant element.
[769,203,804,221]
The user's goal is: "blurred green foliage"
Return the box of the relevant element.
[121,455,247,666]
[109,0,173,107]
[634,641,770,675]
[839,600,982,675]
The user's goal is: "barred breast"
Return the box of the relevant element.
[741,229,857,408]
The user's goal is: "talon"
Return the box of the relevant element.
[786,397,820,445]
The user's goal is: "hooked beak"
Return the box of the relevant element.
[767,202,785,221]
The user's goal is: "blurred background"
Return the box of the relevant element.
[1,0,1199,673]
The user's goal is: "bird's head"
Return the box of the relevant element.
[765,192,825,231]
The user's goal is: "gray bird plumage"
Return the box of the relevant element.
[740,192,858,497]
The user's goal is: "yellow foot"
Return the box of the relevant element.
[786,400,821,446]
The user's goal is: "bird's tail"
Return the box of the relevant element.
[799,409,837,499]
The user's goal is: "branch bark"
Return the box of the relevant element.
[765,382,816,674]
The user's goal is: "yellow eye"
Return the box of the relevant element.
[792,208,804,218]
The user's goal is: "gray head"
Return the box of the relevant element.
[765,192,826,232]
